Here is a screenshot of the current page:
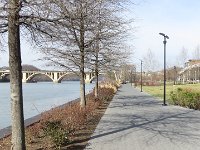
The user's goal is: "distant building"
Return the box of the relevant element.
[184,59,200,67]
[178,59,200,84]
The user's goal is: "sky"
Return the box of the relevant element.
[131,0,200,69]
[1,0,200,70]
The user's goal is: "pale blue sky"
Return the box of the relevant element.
[1,0,200,69]
[132,0,200,68]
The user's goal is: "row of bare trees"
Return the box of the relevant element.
[141,45,200,76]
[0,0,132,149]
[177,46,200,67]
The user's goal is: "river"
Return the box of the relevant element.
[0,81,94,130]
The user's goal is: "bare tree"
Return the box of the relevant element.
[118,63,134,83]
[0,0,62,148]
[38,0,133,104]
[192,45,200,60]
[8,0,25,149]
[86,0,132,98]
[37,0,99,107]
[177,47,189,67]
[142,49,159,72]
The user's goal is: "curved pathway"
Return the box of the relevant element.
[85,84,200,150]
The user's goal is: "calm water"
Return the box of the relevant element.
[0,81,94,129]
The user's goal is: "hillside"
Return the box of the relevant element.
[0,65,41,71]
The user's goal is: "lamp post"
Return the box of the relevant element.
[134,66,136,88]
[159,33,169,106]
[133,57,143,90]
[140,60,143,92]
[174,66,176,85]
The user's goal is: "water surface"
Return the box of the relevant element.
[0,81,94,129]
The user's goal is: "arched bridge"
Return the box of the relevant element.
[0,70,99,83]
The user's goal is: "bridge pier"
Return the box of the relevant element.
[22,72,28,83]
[53,80,61,83]
[85,80,92,84]
[22,79,27,83]
[85,74,93,83]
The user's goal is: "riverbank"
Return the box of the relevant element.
[0,81,94,130]
[0,98,80,139]
[0,82,119,149]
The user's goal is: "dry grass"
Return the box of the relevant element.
[0,82,118,150]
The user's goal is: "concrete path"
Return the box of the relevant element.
[85,84,200,150]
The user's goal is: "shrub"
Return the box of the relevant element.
[99,81,119,93]
[170,88,200,110]
[38,84,117,148]
[42,121,69,149]
[98,87,114,102]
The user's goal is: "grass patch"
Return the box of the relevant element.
[141,85,173,100]
[141,83,200,104]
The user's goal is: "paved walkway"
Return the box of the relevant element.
[85,84,200,150]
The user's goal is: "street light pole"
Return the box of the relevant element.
[140,60,143,92]
[134,66,136,88]
[133,57,143,89]
[130,70,133,86]
[159,33,169,106]
[174,66,176,85]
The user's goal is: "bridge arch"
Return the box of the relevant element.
[87,73,105,83]
[57,72,78,83]
[26,72,53,82]
[1,73,10,78]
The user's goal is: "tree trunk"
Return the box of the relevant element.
[94,64,99,98]
[8,0,26,149]
[94,42,99,98]
[79,8,86,107]
[94,3,102,99]
[80,49,86,107]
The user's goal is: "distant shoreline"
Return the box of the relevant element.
[0,79,81,83]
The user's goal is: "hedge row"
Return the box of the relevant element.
[170,88,200,110]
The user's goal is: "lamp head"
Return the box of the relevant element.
[159,33,165,36]
[159,33,169,39]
